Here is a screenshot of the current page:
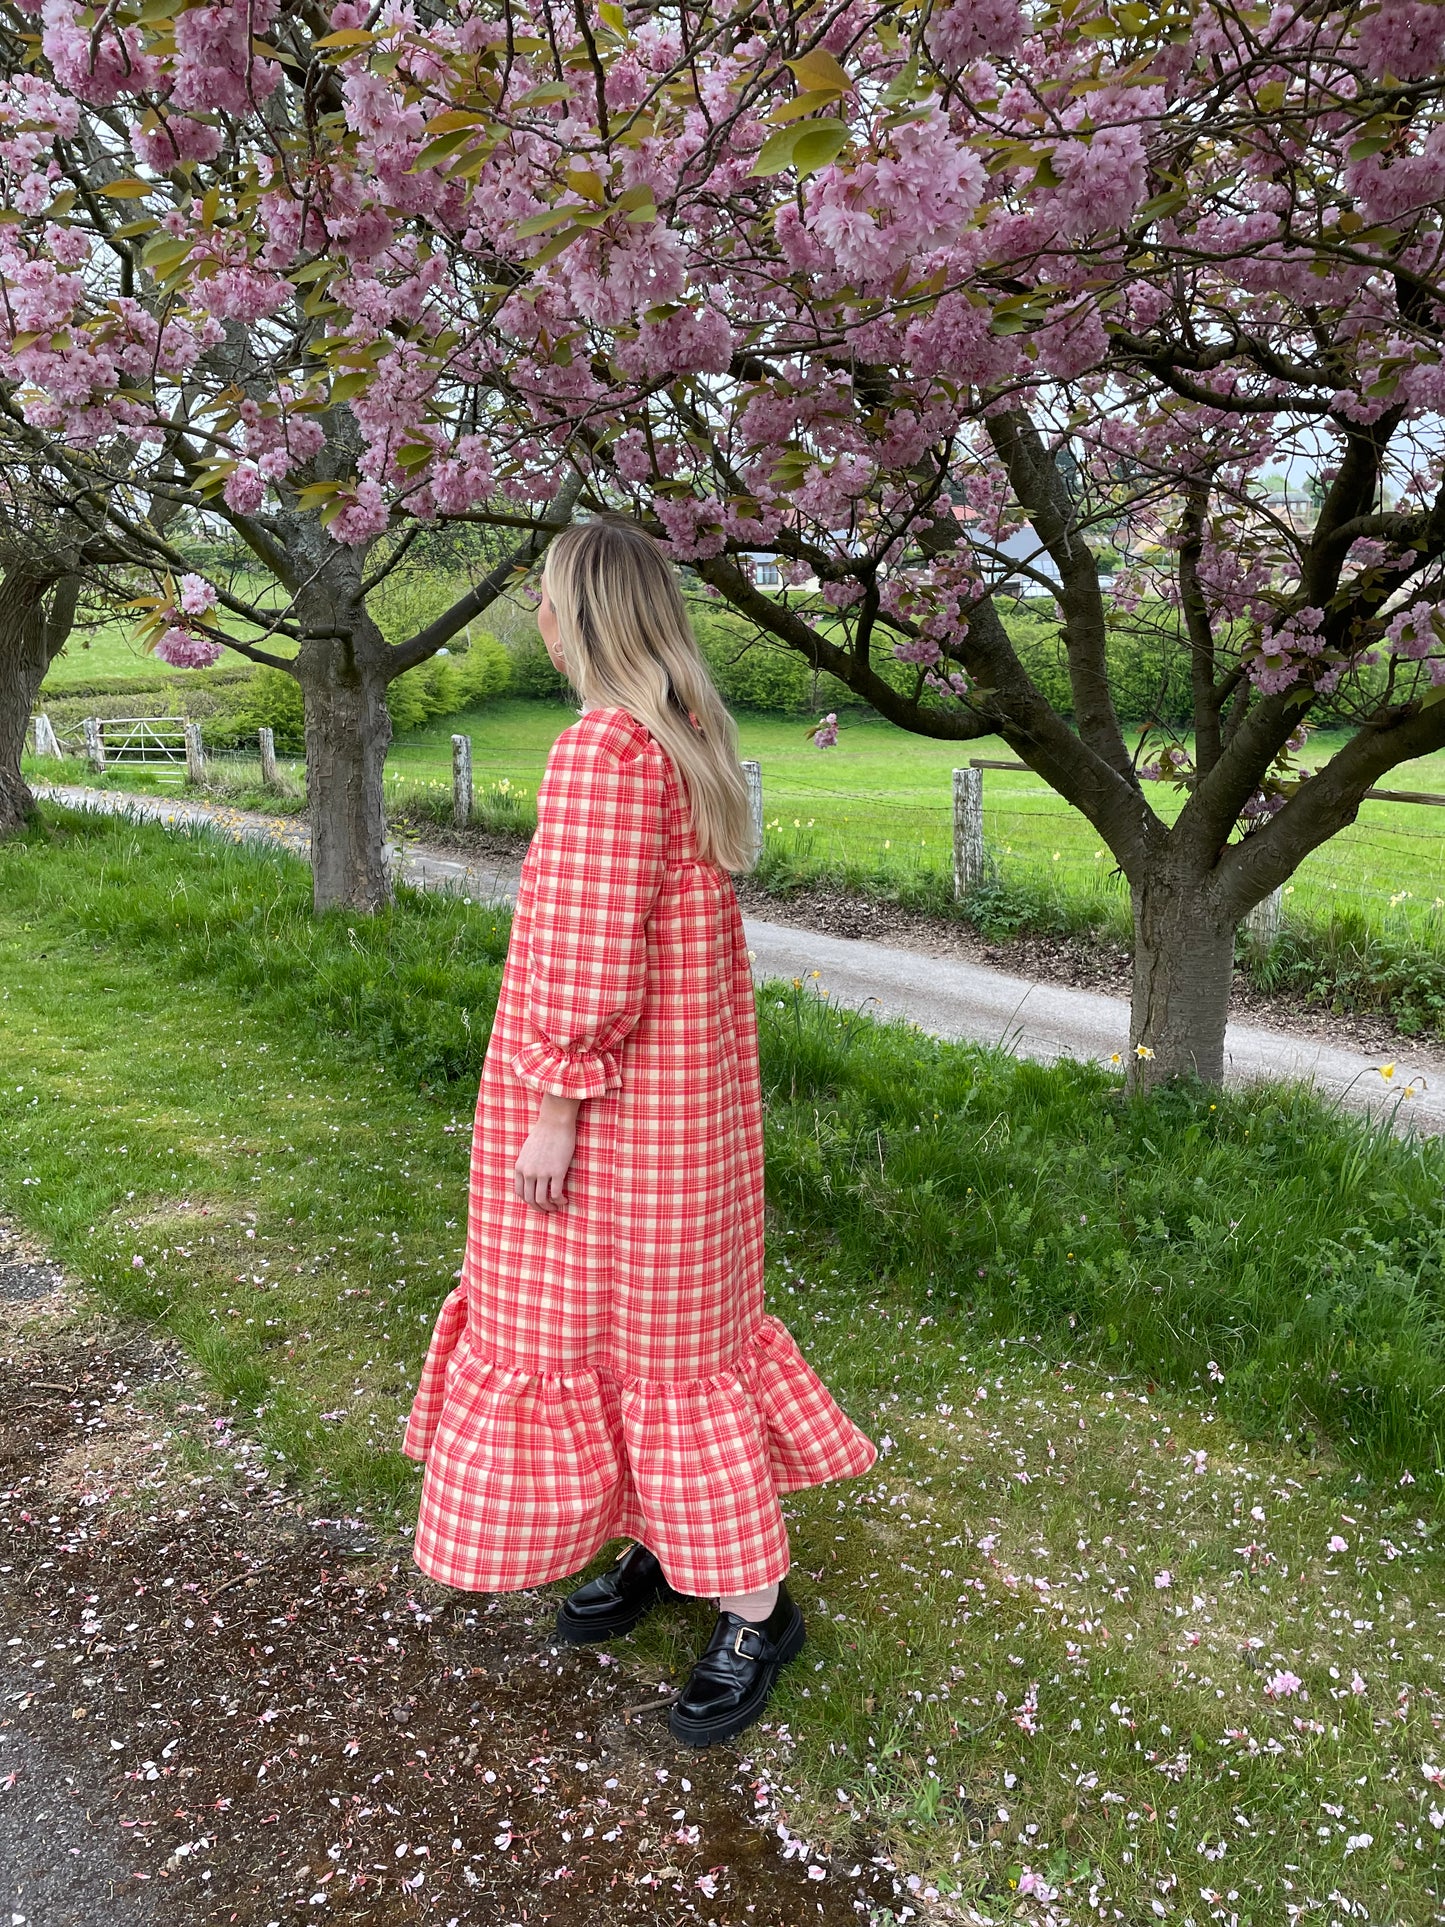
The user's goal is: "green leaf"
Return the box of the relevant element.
[312,27,374,46]
[411,126,482,170]
[445,142,499,181]
[329,370,370,407]
[515,205,581,237]
[394,440,436,469]
[101,178,154,200]
[785,48,850,97]
[1421,681,1445,709]
[766,87,847,126]
[792,120,850,175]
[1032,151,1062,189]
[511,80,573,107]
[421,109,491,136]
[749,117,848,178]
[1138,186,1188,221]
[141,236,191,275]
[598,0,626,28]
[527,225,586,266]
[292,480,345,510]
[880,55,920,107]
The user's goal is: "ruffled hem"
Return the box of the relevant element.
[509,1038,621,1100]
[403,1289,876,1596]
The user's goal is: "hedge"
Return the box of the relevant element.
[204,633,513,752]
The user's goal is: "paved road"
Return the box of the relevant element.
[36,783,1444,1132]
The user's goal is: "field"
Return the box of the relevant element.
[379,702,1445,939]
[1,809,1443,1921]
[33,628,1445,950]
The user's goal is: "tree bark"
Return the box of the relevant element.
[0,568,74,837]
[296,637,393,915]
[1127,876,1237,1091]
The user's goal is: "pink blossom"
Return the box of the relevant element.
[925,0,1023,72]
[178,574,217,615]
[1385,601,1443,662]
[328,478,389,546]
[197,266,288,324]
[153,625,223,668]
[1263,1670,1304,1701]
[222,464,266,515]
[130,115,222,170]
[1049,123,1148,238]
[1328,1534,1349,1553]
[1357,1,1445,81]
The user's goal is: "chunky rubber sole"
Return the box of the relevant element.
[666,1603,806,1748]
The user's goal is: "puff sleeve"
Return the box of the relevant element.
[510,717,666,1100]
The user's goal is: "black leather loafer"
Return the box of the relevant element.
[555,1544,683,1644]
[667,1584,805,1747]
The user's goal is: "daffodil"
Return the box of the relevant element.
[1135,1043,1155,1060]
[1379,1062,1396,1081]
[1109,1051,1123,1066]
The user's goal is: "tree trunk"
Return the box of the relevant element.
[297,642,393,915]
[1128,877,1237,1091]
[0,569,70,837]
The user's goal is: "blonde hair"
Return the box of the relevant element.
[542,520,757,872]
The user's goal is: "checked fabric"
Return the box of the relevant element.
[404,706,876,1596]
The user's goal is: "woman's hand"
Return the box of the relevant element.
[513,1093,581,1211]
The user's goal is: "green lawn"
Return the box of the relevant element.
[381,702,1445,939]
[1,809,1442,1919]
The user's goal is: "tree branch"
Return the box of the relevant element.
[384,472,584,676]
[985,408,1134,784]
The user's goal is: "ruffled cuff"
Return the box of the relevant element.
[510,1038,621,1100]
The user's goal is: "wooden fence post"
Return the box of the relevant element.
[452,732,472,828]
[257,726,278,786]
[1244,885,1283,952]
[740,758,763,867]
[183,720,206,785]
[953,765,984,899]
[32,713,61,759]
[83,716,105,772]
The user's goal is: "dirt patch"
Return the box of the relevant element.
[0,1226,930,1927]
[388,817,531,869]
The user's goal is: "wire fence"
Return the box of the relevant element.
[32,712,1445,941]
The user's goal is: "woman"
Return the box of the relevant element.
[404,519,875,1747]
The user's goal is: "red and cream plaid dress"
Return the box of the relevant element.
[404,706,875,1596]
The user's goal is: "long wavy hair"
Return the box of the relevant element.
[542,519,757,872]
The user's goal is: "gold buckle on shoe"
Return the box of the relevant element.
[732,1625,766,1659]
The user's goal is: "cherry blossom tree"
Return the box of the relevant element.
[0,0,580,906]
[2,0,1444,1084]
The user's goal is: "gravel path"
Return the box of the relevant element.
[35,782,1445,1133]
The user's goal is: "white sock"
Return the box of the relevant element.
[716,1583,779,1623]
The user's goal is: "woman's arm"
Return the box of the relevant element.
[510,719,665,1210]
[514,1092,581,1212]
[512,722,665,1099]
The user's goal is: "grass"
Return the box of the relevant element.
[31,686,1445,931]
[26,700,1445,1039]
[1,810,1442,1919]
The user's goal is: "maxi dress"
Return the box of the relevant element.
[403,705,876,1597]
